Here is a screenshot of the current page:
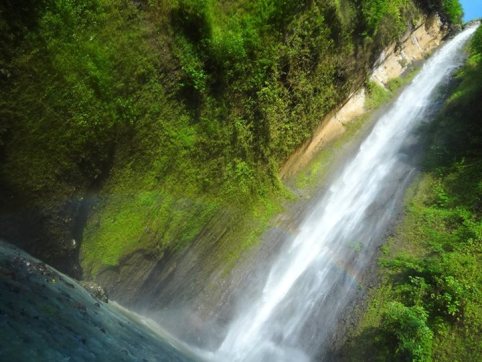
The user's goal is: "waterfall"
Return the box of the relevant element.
[211,25,478,362]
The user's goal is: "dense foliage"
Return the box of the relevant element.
[0,0,461,274]
[415,0,464,24]
[344,24,482,361]
[381,302,433,361]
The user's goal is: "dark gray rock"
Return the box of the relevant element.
[80,281,109,303]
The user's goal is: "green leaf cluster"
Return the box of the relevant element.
[381,302,433,361]
[415,0,463,24]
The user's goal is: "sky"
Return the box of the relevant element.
[460,0,482,21]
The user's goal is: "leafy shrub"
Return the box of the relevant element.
[361,0,414,44]
[430,275,470,319]
[414,0,463,24]
[441,0,463,24]
[381,302,433,361]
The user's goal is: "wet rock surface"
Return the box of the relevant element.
[80,281,109,303]
[0,240,195,361]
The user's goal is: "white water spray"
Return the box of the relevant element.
[212,26,477,362]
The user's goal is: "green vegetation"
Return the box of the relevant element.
[294,113,368,191]
[381,302,433,361]
[366,66,422,112]
[441,0,464,24]
[296,65,420,191]
[416,0,464,24]
[362,0,419,43]
[343,25,482,361]
[296,63,423,191]
[0,0,461,275]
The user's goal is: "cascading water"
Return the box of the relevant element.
[211,26,478,362]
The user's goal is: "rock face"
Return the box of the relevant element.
[370,15,447,86]
[91,207,308,351]
[0,240,195,361]
[280,88,367,178]
[280,15,448,178]
[0,191,87,279]
[80,280,109,303]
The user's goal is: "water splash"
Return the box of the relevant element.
[213,26,478,362]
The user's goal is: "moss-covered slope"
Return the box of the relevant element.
[0,0,462,278]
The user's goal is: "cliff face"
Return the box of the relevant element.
[86,16,451,338]
[0,1,453,293]
[0,2,457,352]
[281,14,449,178]
[371,15,447,85]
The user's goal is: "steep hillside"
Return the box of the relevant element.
[341,23,482,362]
[0,0,462,280]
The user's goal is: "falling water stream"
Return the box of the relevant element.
[207,26,477,362]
